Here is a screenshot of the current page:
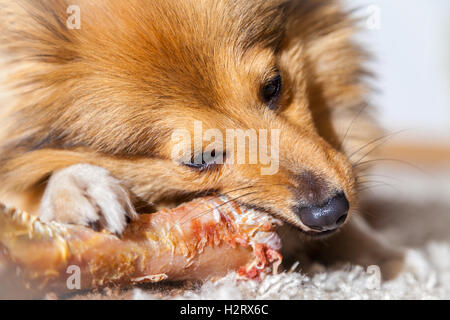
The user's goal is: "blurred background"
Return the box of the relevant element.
[346,0,450,144]
[338,0,450,298]
[340,0,450,198]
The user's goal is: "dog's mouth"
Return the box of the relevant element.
[149,193,285,249]
[214,198,340,239]
[146,190,220,213]
[151,193,337,242]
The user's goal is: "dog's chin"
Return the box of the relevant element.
[297,227,339,239]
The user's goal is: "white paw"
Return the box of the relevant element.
[39,164,137,234]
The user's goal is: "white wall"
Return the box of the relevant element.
[344,0,450,143]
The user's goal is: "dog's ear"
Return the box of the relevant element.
[280,0,379,153]
[282,0,368,110]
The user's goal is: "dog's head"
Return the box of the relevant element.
[2,0,369,235]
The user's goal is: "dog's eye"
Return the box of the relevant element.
[262,74,282,110]
[183,150,225,171]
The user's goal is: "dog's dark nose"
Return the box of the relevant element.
[296,193,349,232]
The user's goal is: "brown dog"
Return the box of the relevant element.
[0,0,404,279]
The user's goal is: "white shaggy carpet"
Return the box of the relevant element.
[132,244,450,300]
[133,165,450,300]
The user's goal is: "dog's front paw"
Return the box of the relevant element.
[39,164,137,234]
